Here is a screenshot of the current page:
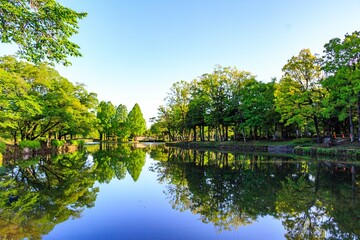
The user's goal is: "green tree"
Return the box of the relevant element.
[0,0,87,65]
[96,101,116,141]
[126,103,146,140]
[113,104,129,141]
[164,80,191,140]
[238,79,279,140]
[275,49,324,143]
[322,31,360,141]
[186,95,209,141]
[201,69,231,141]
[149,120,167,140]
[0,56,98,142]
[0,65,41,142]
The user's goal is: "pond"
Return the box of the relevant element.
[0,143,359,239]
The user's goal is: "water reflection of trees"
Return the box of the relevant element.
[0,151,99,239]
[150,147,360,238]
[0,143,149,239]
[92,143,147,182]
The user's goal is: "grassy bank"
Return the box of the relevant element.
[166,139,360,158]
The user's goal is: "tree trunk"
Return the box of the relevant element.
[201,126,205,141]
[225,126,228,141]
[207,126,211,141]
[357,92,360,141]
[350,106,355,142]
[313,115,321,144]
[13,131,17,145]
[193,125,197,141]
[215,127,219,141]
[242,128,246,143]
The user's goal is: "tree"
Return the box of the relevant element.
[200,69,231,141]
[0,0,87,65]
[186,95,209,141]
[238,79,279,140]
[322,31,360,141]
[126,103,146,140]
[0,56,98,142]
[149,121,167,140]
[164,80,191,140]
[96,101,116,141]
[113,104,129,141]
[275,49,324,143]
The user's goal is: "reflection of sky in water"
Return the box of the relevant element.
[45,154,285,240]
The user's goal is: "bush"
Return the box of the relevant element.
[0,142,6,153]
[51,140,66,147]
[19,140,41,150]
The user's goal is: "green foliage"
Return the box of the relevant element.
[51,140,66,147]
[126,103,147,139]
[152,32,360,143]
[96,101,116,141]
[0,0,87,65]
[275,49,324,143]
[322,31,360,142]
[114,104,129,140]
[0,56,98,142]
[0,142,6,153]
[19,140,41,150]
[154,66,279,141]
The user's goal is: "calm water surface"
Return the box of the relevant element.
[0,143,359,239]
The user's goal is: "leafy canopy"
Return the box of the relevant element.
[0,0,87,65]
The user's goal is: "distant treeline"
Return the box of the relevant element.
[150,31,360,143]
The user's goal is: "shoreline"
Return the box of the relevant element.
[165,140,360,158]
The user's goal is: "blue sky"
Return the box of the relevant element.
[2,1,360,127]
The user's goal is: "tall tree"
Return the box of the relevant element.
[322,31,360,141]
[275,49,324,143]
[126,103,146,140]
[96,101,116,141]
[238,79,279,140]
[0,0,87,65]
[165,80,191,140]
[113,104,129,141]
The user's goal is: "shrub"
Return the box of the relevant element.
[0,142,6,153]
[19,140,41,150]
[51,140,66,147]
